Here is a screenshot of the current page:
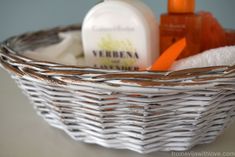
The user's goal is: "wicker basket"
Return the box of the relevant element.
[1,24,235,154]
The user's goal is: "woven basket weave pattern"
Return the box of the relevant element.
[0,25,235,154]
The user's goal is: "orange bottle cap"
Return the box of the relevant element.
[168,0,195,13]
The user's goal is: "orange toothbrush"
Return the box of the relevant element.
[149,38,186,71]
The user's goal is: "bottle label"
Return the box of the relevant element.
[91,34,140,70]
[161,24,186,44]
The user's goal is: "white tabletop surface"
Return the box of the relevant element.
[0,68,235,157]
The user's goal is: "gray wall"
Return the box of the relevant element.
[0,0,235,41]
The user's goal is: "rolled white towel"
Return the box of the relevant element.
[171,46,235,71]
[23,31,85,66]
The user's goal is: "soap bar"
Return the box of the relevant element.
[225,29,235,45]
[199,11,227,52]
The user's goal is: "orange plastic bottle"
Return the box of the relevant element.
[160,0,202,59]
[160,0,229,59]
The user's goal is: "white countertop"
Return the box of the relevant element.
[0,68,235,157]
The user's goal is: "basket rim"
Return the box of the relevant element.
[1,24,235,88]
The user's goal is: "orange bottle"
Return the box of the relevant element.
[160,0,202,59]
[160,0,229,59]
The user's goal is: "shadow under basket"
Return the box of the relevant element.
[1,24,235,154]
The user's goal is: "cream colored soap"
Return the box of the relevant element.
[82,0,159,70]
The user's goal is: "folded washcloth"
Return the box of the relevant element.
[171,46,235,71]
[23,31,85,66]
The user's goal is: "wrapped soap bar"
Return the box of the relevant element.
[225,29,235,46]
[199,11,227,52]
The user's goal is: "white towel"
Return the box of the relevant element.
[171,46,235,71]
[23,31,85,66]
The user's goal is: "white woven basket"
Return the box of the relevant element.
[0,25,235,154]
